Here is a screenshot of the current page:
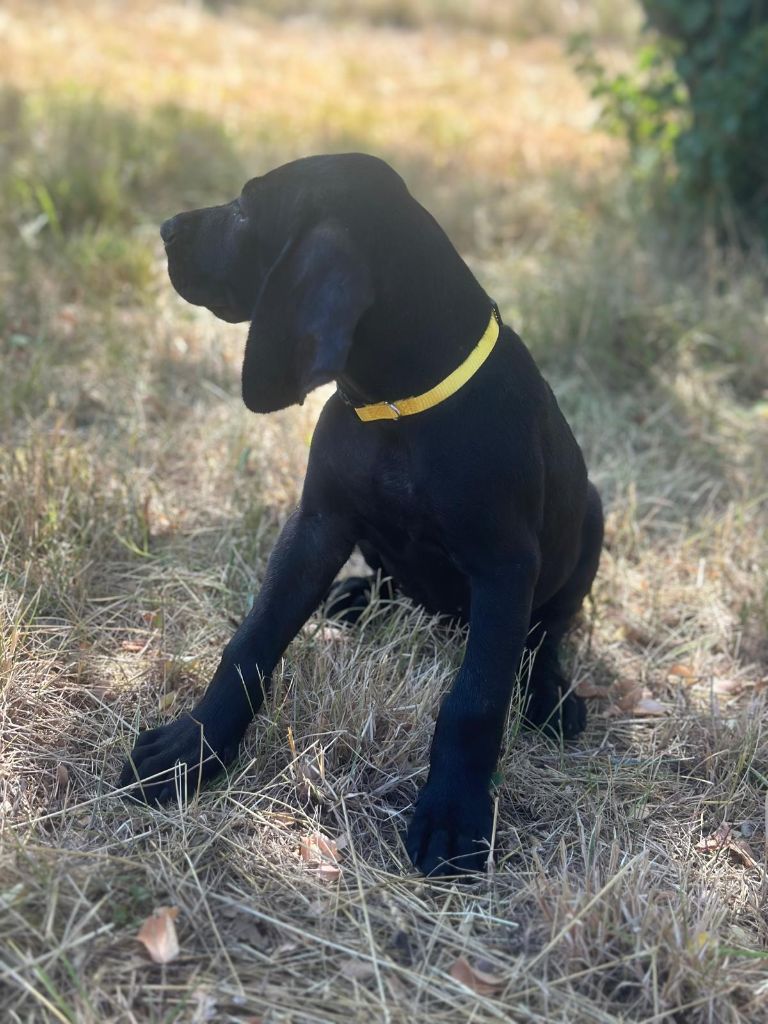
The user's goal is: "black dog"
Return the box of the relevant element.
[120,154,603,876]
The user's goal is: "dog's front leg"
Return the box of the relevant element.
[406,555,537,876]
[120,508,354,803]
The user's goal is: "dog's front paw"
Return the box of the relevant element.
[119,713,241,805]
[405,779,492,876]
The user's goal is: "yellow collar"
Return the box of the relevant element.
[349,305,501,422]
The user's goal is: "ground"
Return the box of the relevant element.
[1,2,767,1022]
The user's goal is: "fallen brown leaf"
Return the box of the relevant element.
[299,832,342,880]
[450,955,506,996]
[695,823,761,870]
[575,680,611,699]
[120,639,146,652]
[612,679,645,711]
[729,835,761,870]
[711,678,743,696]
[668,663,695,680]
[299,832,339,864]
[137,906,180,964]
[55,764,70,791]
[695,822,733,852]
[157,691,177,712]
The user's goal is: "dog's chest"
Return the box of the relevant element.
[355,440,432,534]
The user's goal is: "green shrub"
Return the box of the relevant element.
[573,1,768,238]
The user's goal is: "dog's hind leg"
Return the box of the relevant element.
[523,482,603,739]
[325,572,396,624]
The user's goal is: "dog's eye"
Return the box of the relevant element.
[234,200,248,224]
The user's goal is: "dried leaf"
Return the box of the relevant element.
[299,832,342,881]
[55,764,70,791]
[575,681,610,699]
[668,663,695,680]
[632,697,667,716]
[121,639,145,652]
[299,832,339,864]
[612,679,644,711]
[729,835,760,870]
[158,691,177,712]
[449,955,506,996]
[695,822,732,852]
[695,823,761,870]
[137,906,180,964]
[712,678,743,696]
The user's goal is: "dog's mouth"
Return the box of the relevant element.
[167,270,246,323]
[206,285,250,323]
[207,302,243,324]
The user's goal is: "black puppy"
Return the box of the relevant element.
[120,153,603,876]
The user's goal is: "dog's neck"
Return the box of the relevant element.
[337,268,493,408]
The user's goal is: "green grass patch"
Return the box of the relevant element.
[1,88,246,238]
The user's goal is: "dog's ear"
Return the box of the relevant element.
[242,219,373,413]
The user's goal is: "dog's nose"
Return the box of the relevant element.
[160,216,179,245]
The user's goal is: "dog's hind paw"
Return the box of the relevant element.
[523,680,586,740]
[324,575,374,625]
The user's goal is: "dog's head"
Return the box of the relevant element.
[160,153,416,413]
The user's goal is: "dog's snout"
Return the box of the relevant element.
[160,216,180,246]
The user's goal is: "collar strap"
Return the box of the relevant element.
[350,304,501,422]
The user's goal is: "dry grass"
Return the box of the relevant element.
[0,1,620,176]
[2,2,768,1022]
